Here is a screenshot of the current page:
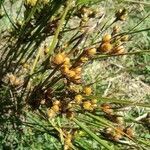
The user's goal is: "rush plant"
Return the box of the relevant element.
[0,0,150,149]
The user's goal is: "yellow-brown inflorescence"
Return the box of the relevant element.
[64,132,73,150]
[112,25,120,34]
[115,8,127,21]
[86,48,97,57]
[7,73,22,86]
[52,52,66,65]
[83,86,92,96]
[98,34,113,53]
[37,6,131,146]
[75,94,83,104]
[25,0,49,6]
[26,0,37,6]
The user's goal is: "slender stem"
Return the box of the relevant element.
[48,0,72,55]
[30,48,43,75]
[2,4,17,29]
[73,118,113,150]
[123,0,150,5]
[93,50,150,60]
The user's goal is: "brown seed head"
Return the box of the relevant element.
[114,45,125,54]
[51,105,60,112]
[83,101,93,111]
[73,67,82,75]
[66,70,76,78]
[47,109,56,118]
[115,8,127,21]
[64,57,71,66]
[75,94,83,104]
[52,52,66,65]
[80,56,89,63]
[91,99,97,104]
[86,48,97,57]
[121,35,129,41]
[102,34,112,43]
[99,42,112,53]
[83,86,92,96]
[113,25,120,34]
[61,65,70,75]
[124,127,134,137]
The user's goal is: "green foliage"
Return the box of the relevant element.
[0,0,150,149]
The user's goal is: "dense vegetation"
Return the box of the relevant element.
[0,0,150,149]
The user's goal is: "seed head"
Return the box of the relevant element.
[91,99,97,104]
[121,35,129,41]
[52,52,66,65]
[51,105,60,112]
[83,86,92,96]
[66,70,76,78]
[80,57,88,63]
[113,25,120,34]
[99,42,112,53]
[102,34,111,43]
[53,100,60,106]
[26,0,37,6]
[73,67,82,75]
[47,109,56,118]
[64,57,71,66]
[115,8,127,21]
[86,48,97,57]
[61,65,70,75]
[113,45,125,54]
[75,94,83,104]
[83,101,93,111]
[124,127,134,138]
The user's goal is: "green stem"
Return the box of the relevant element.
[48,0,72,55]
[30,47,43,75]
[93,50,150,60]
[123,0,150,5]
[88,96,150,108]
[73,118,113,150]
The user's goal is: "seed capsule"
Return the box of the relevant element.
[64,133,72,150]
[102,34,111,43]
[7,74,22,86]
[83,101,93,111]
[120,15,127,21]
[61,65,70,75]
[115,8,127,21]
[80,57,88,63]
[83,86,92,96]
[75,94,83,104]
[86,48,97,57]
[124,127,134,138]
[92,103,97,109]
[113,45,125,54]
[121,35,129,41]
[47,109,56,118]
[52,52,66,65]
[73,67,82,75]
[66,111,75,119]
[91,99,97,104]
[53,100,60,105]
[101,103,113,114]
[26,0,37,6]
[66,70,76,78]
[51,105,60,112]
[64,57,71,66]
[99,42,112,53]
[116,117,124,125]
[113,25,120,34]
